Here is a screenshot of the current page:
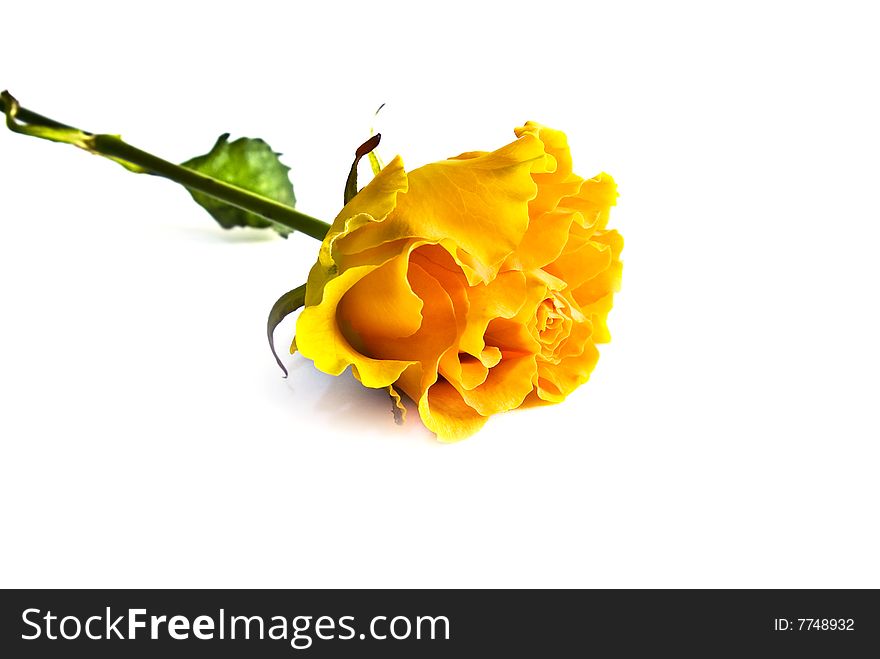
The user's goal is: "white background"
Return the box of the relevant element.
[1,0,878,588]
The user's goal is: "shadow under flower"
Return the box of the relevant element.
[170,225,279,243]
[283,355,436,444]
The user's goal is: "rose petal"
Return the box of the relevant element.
[561,172,618,232]
[516,122,584,215]
[294,264,415,387]
[420,378,489,442]
[337,242,425,341]
[453,351,537,416]
[365,261,452,347]
[503,209,582,272]
[545,240,613,291]
[337,133,547,282]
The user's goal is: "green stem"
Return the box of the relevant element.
[92,135,331,240]
[0,92,331,241]
[1,102,77,131]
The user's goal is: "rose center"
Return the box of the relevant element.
[535,293,574,359]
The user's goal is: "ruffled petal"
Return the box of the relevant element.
[337,133,549,282]
[545,239,613,291]
[350,260,458,366]
[330,155,409,238]
[560,172,618,232]
[536,341,600,402]
[578,292,615,344]
[294,264,415,388]
[305,156,409,307]
[515,122,584,215]
[457,271,528,358]
[570,229,624,306]
[502,209,582,272]
[419,377,489,442]
[453,350,537,416]
[337,240,425,341]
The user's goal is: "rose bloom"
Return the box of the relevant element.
[293,123,621,441]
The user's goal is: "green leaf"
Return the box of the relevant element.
[267,284,307,377]
[182,134,296,237]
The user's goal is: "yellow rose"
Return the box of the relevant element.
[293,122,622,441]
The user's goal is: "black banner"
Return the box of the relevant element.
[1,589,877,656]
